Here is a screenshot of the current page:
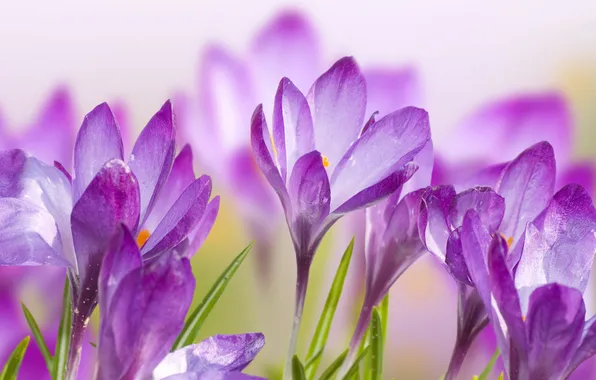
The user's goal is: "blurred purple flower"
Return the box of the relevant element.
[459,182,596,379]
[97,226,264,380]
[176,10,421,281]
[0,101,218,377]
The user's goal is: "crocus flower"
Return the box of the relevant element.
[459,182,596,380]
[250,55,430,374]
[177,10,420,282]
[0,100,219,378]
[97,226,264,380]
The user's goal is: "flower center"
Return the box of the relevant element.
[322,154,330,168]
[500,233,514,248]
[136,229,151,248]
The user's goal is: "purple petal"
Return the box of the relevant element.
[272,77,315,182]
[54,161,72,183]
[496,141,556,241]
[421,185,456,261]
[0,149,27,197]
[71,159,140,323]
[154,333,265,377]
[460,211,493,306]
[129,100,176,228]
[111,101,133,158]
[525,284,585,379]
[73,103,124,200]
[400,140,434,196]
[98,226,142,314]
[250,105,289,208]
[444,92,572,166]
[141,176,212,258]
[97,252,195,380]
[449,187,505,233]
[514,184,596,312]
[330,106,431,211]
[162,373,266,380]
[144,145,196,232]
[0,198,67,266]
[189,196,220,255]
[363,67,422,117]
[307,57,366,173]
[445,228,473,286]
[250,10,319,99]
[288,151,331,249]
[558,162,595,194]
[566,316,596,376]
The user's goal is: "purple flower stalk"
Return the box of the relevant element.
[0,100,219,378]
[250,55,430,376]
[96,226,265,380]
[459,182,596,379]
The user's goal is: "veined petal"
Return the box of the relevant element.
[272,77,314,182]
[250,10,320,100]
[460,211,493,309]
[144,145,196,232]
[288,151,330,251]
[250,105,289,208]
[330,106,430,211]
[0,149,26,197]
[363,67,422,117]
[526,284,585,379]
[308,57,366,173]
[73,103,124,200]
[496,141,556,241]
[445,228,473,286]
[154,333,265,377]
[400,140,434,196]
[422,185,456,261]
[514,184,596,313]
[189,196,220,256]
[449,187,505,233]
[0,198,67,266]
[141,176,212,258]
[129,100,176,228]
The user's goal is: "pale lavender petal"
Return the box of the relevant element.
[129,100,176,228]
[422,185,456,261]
[566,316,596,377]
[400,140,434,196]
[449,187,505,233]
[525,284,585,379]
[250,105,289,208]
[363,67,422,117]
[53,161,71,183]
[272,77,314,181]
[0,198,67,266]
[251,10,320,99]
[558,162,595,194]
[189,196,220,255]
[330,106,430,211]
[111,101,134,157]
[496,141,556,241]
[308,57,366,172]
[144,145,196,232]
[444,92,572,166]
[154,333,264,377]
[97,252,194,380]
[141,176,212,258]
[73,103,124,200]
[514,184,596,313]
[288,151,330,249]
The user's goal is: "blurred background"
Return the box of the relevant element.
[1,1,596,378]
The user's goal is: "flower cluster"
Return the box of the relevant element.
[0,10,594,380]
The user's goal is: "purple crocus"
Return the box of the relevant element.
[176,10,420,282]
[459,182,596,380]
[250,55,430,373]
[96,226,264,380]
[0,100,219,378]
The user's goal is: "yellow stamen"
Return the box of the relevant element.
[136,229,151,248]
[522,315,527,322]
[500,233,514,248]
[322,154,330,168]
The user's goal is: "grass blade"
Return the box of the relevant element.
[369,308,383,380]
[292,355,307,380]
[21,303,53,372]
[304,349,323,372]
[0,336,30,380]
[305,238,355,379]
[378,294,389,345]
[318,349,348,380]
[52,279,71,380]
[172,243,252,350]
[342,346,370,380]
[474,348,500,380]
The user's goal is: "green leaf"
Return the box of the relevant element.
[474,347,500,380]
[359,322,372,379]
[318,349,348,380]
[21,302,53,372]
[304,349,323,372]
[0,336,30,380]
[305,238,355,379]
[378,294,389,346]
[52,279,72,380]
[292,355,307,380]
[172,243,252,350]
[342,346,370,380]
[369,308,383,380]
